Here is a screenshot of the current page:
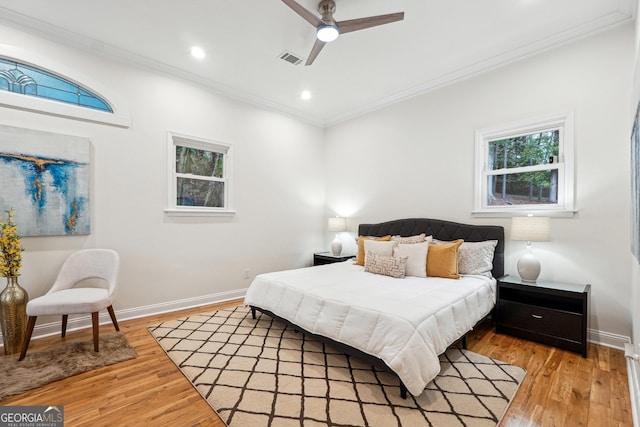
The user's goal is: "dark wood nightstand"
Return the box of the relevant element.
[496,276,590,357]
[313,252,355,266]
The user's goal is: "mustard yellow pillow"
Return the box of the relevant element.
[356,235,391,266]
[426,239,463,279]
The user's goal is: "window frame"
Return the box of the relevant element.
[473,111,575,217]
[165,132,235,217]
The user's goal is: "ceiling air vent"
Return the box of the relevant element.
[279,51,303,66]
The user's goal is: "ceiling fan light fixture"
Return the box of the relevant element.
[190,46,206,59]
[316,24,339,42]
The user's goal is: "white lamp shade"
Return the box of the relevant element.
[327,217,347,232]
[511,216,551,242]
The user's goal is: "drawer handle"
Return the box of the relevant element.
[531,314,543,319]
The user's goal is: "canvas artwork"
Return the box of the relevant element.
[0,124,90,236]
[632,103,640,262]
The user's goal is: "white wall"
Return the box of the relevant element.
[0,25,326,326]
[325,24,634,342]
[0,21,635,346]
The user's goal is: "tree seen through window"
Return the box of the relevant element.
[175,146,225,208]
[487,130,559,206]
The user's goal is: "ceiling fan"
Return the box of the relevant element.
[281,0,404,66]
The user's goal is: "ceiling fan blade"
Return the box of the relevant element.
[337,12,404,34]
[281,0,322,27]
[305,39,326,66]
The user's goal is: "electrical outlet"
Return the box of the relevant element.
[243,269,250,279]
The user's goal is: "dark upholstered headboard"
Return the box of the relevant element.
[358,218,505,279]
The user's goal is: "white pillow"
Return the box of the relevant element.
[363,239,395,258]
[458,240,498,277]
[393,242,429,277]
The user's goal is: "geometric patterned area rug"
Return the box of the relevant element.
[148,306,525,427]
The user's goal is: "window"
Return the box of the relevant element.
[0,48,130,127]
[166,132,234,216]
[474,112,574,216]
[0,57,112,112]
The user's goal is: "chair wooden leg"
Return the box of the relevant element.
[61,314,68,337]
[18,316,37,361]
[91,312,99,352]
[107,305,120,331]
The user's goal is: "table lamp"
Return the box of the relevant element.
[511,216,551,283]
[327,217,347,256]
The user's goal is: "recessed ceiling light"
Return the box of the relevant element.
[190,46,205,59]
[301,90,312,100]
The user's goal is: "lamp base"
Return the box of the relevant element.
[331,234,342,256]
[517,252,541,283]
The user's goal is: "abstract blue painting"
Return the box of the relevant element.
[0,125,90,236]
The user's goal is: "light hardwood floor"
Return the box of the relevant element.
[1,299,633,426]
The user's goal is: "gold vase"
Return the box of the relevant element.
[0,276,29,355]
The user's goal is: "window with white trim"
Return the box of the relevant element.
[166,132,234,216]
[473,112,574,216]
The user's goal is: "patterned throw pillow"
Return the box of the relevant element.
[458,240,498,277]
[364,252,408,278]
[390,233,432,244]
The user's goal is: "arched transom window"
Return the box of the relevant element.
[0,57,113,113]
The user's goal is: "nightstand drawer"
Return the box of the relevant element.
[499,300,582,342]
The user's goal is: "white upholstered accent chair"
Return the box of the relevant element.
[19,249,120,361]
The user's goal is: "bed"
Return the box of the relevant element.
[244,218,505,397]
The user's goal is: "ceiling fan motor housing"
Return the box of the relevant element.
[316,0,339,42]
[318,0,337,23]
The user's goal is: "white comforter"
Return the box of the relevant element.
[244,260,496,396]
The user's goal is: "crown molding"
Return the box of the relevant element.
[0,6,326,128]
[0,3,634,129]
[324,5,635,126]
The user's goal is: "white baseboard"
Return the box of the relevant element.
[625,343,640,427]
[589,328,630,351]
[0,288,248,344]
